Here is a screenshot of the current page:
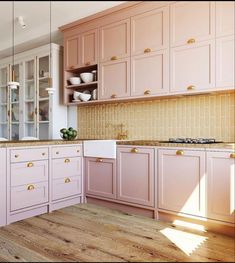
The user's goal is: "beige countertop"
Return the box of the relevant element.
[0,139,234,150]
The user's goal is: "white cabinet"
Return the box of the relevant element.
[0,148,6,226]
[207,151,235,224]
[0,44,67,140]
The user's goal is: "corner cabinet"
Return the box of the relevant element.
[0,44,67,140]
[0,148,6,227]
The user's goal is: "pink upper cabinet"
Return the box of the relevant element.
[80,29,98,67]
[0,149,6,226]
[158,149,206,217]
[64,35,80,70]
[170,1,215,47]
[216,1,235,37]
[170,40,215,93]
[99,58,130,99]
[100,19,130,62]
[117,147,154,207]
[131,6,169,56]
[207,151,235,224]
[131,49,169,97]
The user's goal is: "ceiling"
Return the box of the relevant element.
[0,1,126,58]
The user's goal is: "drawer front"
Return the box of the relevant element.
[11,182,48,211]
[52,145,82,159]
[52,157,82,179]
[11,160,48,187]
[52,176,82,201]
[11,148,48,163]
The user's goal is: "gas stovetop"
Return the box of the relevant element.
[166,138,223,144]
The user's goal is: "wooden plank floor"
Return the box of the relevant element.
[0,204,234,262]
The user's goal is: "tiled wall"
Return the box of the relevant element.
[77,92,235,142]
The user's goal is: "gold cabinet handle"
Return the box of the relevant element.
[144,90,151,95]
[131,148,138,153]
[64,178,71,183]
[111,56,118,61]
[144,48,151,53]
[187,38,196,44]
[187,85,195,91]
[111,94,117,99]
[64,159,70,163]
[27,185,35,191]
[176,150,184,155]
[85,62,91,66]
[27,162,34,168]
[15,154,19,158]
[230,153,235,158]
[96,158,103,162]
[70,65,75,69]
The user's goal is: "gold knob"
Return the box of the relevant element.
[27,162,34,168]
[144,48,151,53]
[144,90,151,95]
[77,150,80,153]
[187,85,195,91]
[96,158,103,162]
[27,185,35,191]
[56,151,59,155]
[176,150,184,155]
[64,159,70,163]
[111,94,117,99]
[15,154,19,158]
[230,153,235,158]
[187,38,196,44]
[70,65,75,69]
[65,178,71,183]
[85,62,91,66]
[131,148,138,153]
[42,152,46,156]
[111,56,118,61]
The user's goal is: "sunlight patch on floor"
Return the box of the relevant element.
[172,220,206,232]
[160,227,208,256]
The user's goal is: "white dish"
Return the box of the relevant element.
[73,91,82,100]
[79,93,91,102]
[69,77,81,85]
[80,73,93,83]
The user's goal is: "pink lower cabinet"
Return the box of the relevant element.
[207,151,235,224]
[117,147,154,207]
[158,149,206,217]
[85,157,116,199]
[0,149,6,226]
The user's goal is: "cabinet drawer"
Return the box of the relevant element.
[11,182,48,211]
[11,148,48,163]
[52,157,82,179]
[11,160,48,187]
[52,176,82,201]
[52,145,82,159]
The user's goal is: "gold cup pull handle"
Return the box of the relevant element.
[15,154,19,158]
[111,56,118,61]
[187,38,196,44]
[230,153,235,158]
[27,162,34,168]
[131,148,138,153]
[70,65,75,69]
[64,159,70,163]
[85,62,91,66]
[111,94,117,99]
[176,150,184,155]
[144,90,151,95]
[187,85,195,91]
[96,158,103,162]
[65,178,71,184]
[27,185,35,191]
[144,48,151,53]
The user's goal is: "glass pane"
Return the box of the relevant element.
[25,123,35,137]
[39,123,49,140]
[39,56,49,78]
[13,64,20,82]
[11,89,19,103]
[0,67,8,86]
[39,79,49,99]
[11,103,19,122]
[25,102,35,122]
[25,82,35,101]
[0,87,7,103]
[0,124,8,138]
[25,60,34,80]
[0,105,7,122]
[39,100,49,122]
[11,124,19,140]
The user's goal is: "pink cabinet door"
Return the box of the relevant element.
[216,36,234,89]
[99,58,130,99]
[158,149,206,217]
[80,29,98,67]
[170,40,215,93]
[85,157,116,199]
[0,149,6,226]
[64,35,80,70]
[207,151,235,224]
[100,19,130,62]
[117,147,154,207]
[170,1,215,47]
[216,1,235,37]
[131,6,169,56]
[131,50,169,97]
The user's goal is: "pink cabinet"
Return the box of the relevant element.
[80,29,98,67]
[216,36,234,89]
[207,151,235,224]
[85,157,116,199]
[216,1,235,37]
[131,6,169,56]
[170,1,215,47]
[131,50,169,96]
[158,149,206,217]
[0,149,6,226]
[117,147,154,207]
[170,40,215,93]
[64,35,80,70]
[99,58,130,99]
[100,19,130,62]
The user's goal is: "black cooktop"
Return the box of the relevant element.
[163,138,223,144]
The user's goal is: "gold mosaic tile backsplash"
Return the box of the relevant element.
[77,93,235,142]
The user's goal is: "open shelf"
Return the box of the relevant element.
[66,81,98,89]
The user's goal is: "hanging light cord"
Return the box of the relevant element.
[12,0,15,81]
[50,0,52,85]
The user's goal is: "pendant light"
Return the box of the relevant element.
[8,1,19,90]
[46,0,55,95]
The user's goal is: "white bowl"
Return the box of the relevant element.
[79,93,91,102]
[69,77,81,85]
[80,73,93,83]
[73,91,83,100]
